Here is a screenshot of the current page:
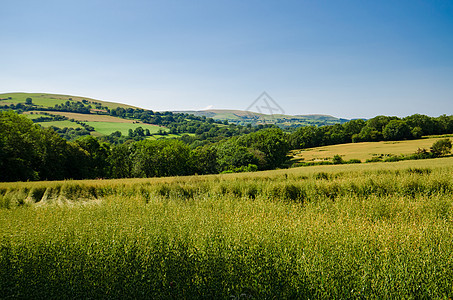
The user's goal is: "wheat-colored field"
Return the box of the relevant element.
[292,136,453,162]
[1,157,453,298]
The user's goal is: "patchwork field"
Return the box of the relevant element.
[1,157,453,298]
[292,136,453,162]
[22,111,169,136]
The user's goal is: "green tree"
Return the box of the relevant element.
[74,136,111,178]
[238,128,289,169]
[25,97,33,105]
[430,138,452,157]
[383,120,411,141]
[109,143,134,178]
[0,111,43,181]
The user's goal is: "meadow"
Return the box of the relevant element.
[85,121,167,136]
[1,158,453,298]
[292,136,453,163]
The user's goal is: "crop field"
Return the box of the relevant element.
[293,136,453,162]
[1,158,453,298]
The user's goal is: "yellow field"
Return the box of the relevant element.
[292,136,453,162]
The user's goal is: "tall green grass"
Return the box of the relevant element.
[1,158,453,298]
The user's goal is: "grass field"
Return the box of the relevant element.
[36,120,84,129]
[85,121,168,136]
[292,136,453,162]
[1,157,453,298]
[22,111,169,136]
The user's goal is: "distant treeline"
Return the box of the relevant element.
[289,114,453,149]
[1,111,453,182]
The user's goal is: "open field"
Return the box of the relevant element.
[85,121,167,136]
[36,120,84,129]
[0,92,137,109]
[27,111,139,123]
[1,157,453,298]
[22,111,168,136]
[292,136,453,162]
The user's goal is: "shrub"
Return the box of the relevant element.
[430,138,452,157]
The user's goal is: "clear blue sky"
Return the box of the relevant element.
[1,0,452,119]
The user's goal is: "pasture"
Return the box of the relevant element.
[85,121,167,136]
[1,157,453,298]
[292,136,453,162]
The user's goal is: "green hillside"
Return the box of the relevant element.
[0,92,137,110]
[0,92,272,145]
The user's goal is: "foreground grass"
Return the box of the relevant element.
[1,158,453,298]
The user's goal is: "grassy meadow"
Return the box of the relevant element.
[1,158,453,298]
[85,121,167,136]
[292,136,453,163]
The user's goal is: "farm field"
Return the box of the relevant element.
[292,136,453,162]
[1,157,453,298]
[22,111,169,136]
[35,120,84,129]
[85,121,167,136]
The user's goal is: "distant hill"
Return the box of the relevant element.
[173,109,349,128]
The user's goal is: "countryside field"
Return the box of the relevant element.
[22,111,169,136]
[1,157,453,298]
[293,136,453,162]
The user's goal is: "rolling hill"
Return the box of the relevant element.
[173,109,349,127]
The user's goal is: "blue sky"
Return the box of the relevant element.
[1,0,452,119]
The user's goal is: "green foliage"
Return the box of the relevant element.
[332,154,344,164]
[430,138,452,157]
[382,120,411,140]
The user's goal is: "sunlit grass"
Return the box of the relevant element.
[1,157,453,298]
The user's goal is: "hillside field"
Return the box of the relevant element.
[0,92,136,109]
[22,111,169,136]
[1,158,453,298]
[292,135,453,163]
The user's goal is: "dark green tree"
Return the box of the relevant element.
[430,138,452,157]
[383,120,411,141]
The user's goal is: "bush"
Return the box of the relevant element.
[430,138,452,157]
[346,159,362,164]
[332,155,344,164]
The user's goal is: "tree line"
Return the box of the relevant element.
[2,110,453,182]
[289,114,453,149]
[0,111,288,181]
